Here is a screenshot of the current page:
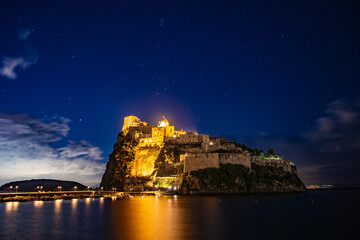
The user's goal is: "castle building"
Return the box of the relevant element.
[122,115,186,147]
[122,115,141,130]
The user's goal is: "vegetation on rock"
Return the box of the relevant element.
[181,163,306,194]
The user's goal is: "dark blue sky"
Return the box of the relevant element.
[1,0,359,186]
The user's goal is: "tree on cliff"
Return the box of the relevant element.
[267,149,275,155]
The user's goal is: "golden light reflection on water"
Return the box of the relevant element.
[71,198,78,209]
[34,201,44,207]
[55,199,62,211]
[5,201,19,213]
[109,196,194,240]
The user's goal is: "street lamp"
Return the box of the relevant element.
[9,186,12,193]
[74,186,77,191]
[15,186,18,193]
[100,187,103,192]
[40,186,43,192]
[58,186,62,192]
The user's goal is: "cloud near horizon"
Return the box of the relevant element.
[239,97,360,187]
[0,113,105,186]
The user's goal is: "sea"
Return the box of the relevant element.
[0,189,359,240]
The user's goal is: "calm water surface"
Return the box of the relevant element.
[0,190,359,240]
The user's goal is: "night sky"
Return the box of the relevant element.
[1,1,359,187]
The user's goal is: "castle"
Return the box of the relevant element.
[121,115,297,176]
[100,115,303,192]
[122,115,212,149]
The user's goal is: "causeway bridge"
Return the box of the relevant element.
[0,190,171,198]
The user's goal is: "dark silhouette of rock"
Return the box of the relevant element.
[0,179,88,192]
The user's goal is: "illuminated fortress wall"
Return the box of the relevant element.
[182,153,220,172]
[219,153,251,169]
[182,152,252,173]
[251,157,295,174]
[131,147,162,177]
[122,115,141,131]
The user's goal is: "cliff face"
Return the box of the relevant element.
[100,132,136,190]
[101,131,306,194]
[100,133,184,191]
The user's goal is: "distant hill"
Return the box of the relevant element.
[0,179,88,192]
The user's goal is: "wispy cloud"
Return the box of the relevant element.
[0,56,37,79]
[0,28,38,80]
[19,28,31,40]
[0,113,105,186]
[239,97,360,187]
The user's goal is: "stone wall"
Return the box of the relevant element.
[181,152,298,175]
[182,153,219,172]
[178,134,200,144]
[219,153,251,169]
[182,152,252,172]
[251,157,294,174]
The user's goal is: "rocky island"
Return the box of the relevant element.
[101,116,306,194]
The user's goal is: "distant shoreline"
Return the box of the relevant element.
[307,187,360,191]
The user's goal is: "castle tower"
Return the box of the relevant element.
[122,115,141,131]
[156,116,174,138]
[158,116,169,127]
